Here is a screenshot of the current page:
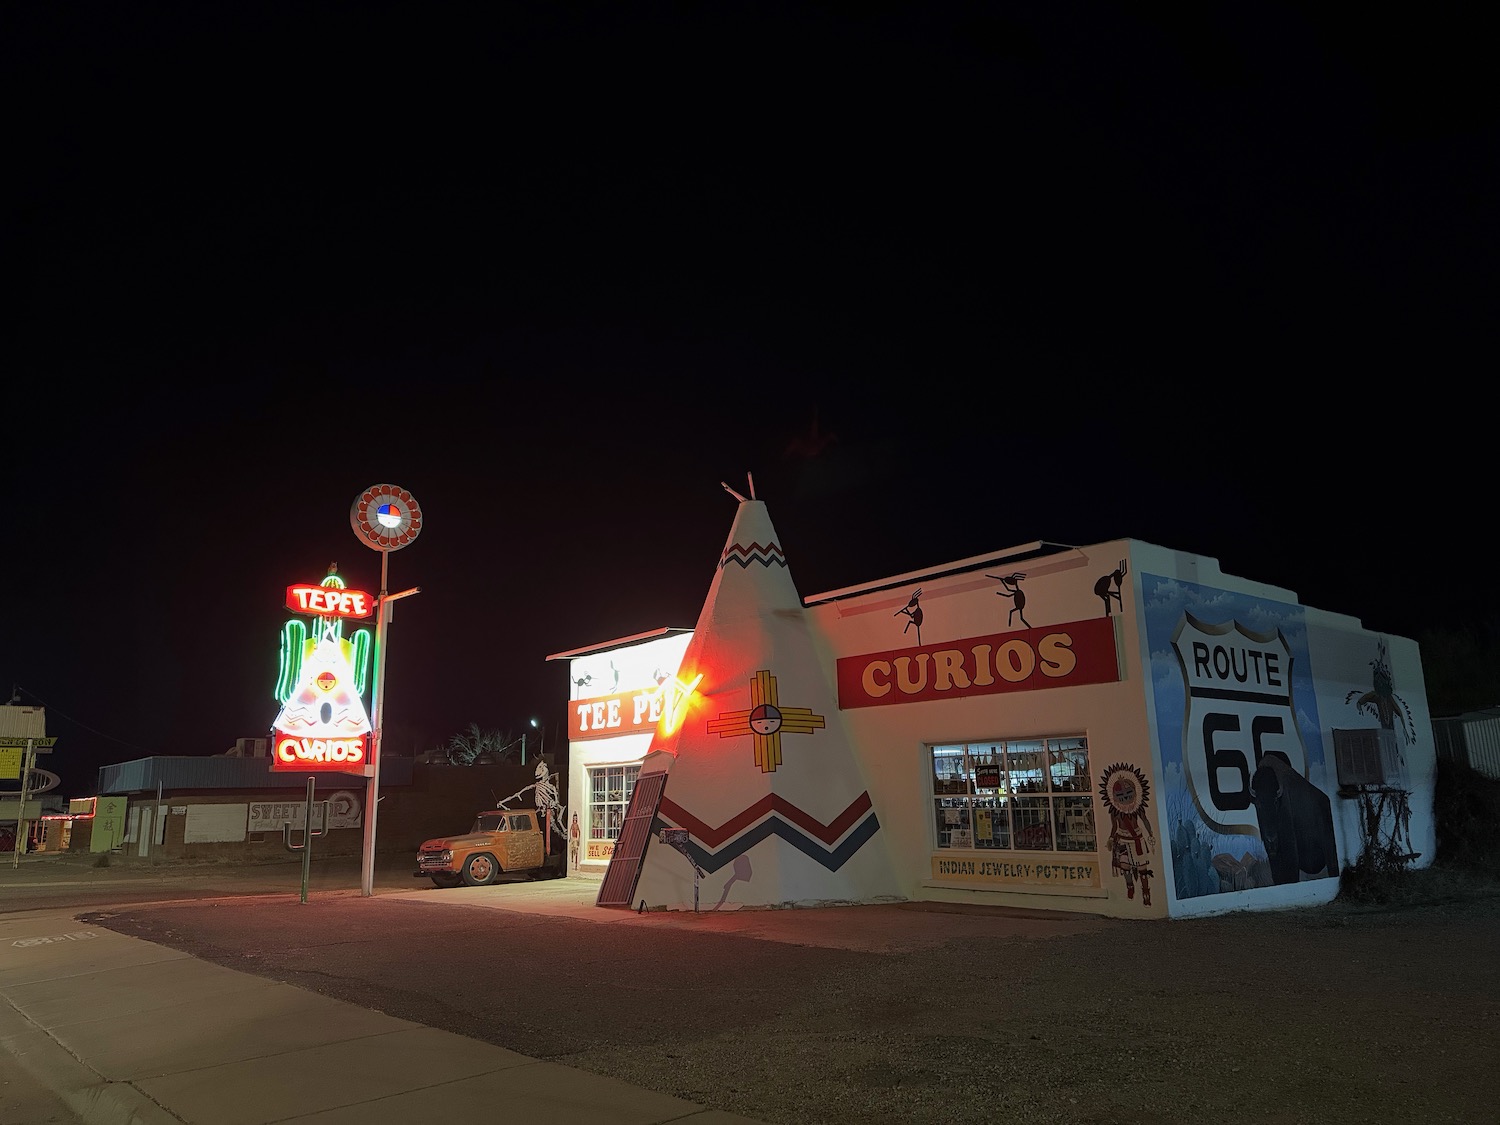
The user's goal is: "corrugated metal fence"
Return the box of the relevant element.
[1433,708,1500,780]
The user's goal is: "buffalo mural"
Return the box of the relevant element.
[1250,752,1339,884]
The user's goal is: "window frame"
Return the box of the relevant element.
[587,761,641,846]
[930,737,1097,856]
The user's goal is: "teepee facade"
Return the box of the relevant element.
[606,489,902,910]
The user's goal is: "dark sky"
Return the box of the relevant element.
[5,4,1494,795]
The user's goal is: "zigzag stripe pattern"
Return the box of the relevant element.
[720,541,787,569]
[660,792,872,847]
[651,809,882,875]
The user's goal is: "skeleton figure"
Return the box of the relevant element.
[533,760,566,839]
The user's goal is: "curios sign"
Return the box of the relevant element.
[836,617,1120,708]
[273,733,367,772]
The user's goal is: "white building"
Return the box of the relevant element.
[551,490,1433,920]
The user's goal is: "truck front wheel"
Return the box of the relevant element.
[461,853,500,886]
[430,873,461,888]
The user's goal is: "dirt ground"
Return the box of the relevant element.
[72,869,1500,1125]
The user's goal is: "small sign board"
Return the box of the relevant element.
[0,736,57,753]
[660,828,690,845]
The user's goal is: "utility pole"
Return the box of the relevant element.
[11,737,35,867]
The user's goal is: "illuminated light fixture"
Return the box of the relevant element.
[656,672,704,736]
[350,484,423,552]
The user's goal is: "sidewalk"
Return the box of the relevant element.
[0,900,767,1125]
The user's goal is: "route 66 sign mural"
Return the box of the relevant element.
[1170,612,1307,836]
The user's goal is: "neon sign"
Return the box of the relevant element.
[274,735,366,767]
[271,564,395,772]
[285,584,374,618]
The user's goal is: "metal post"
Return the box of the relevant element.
[149,779,163,858]
[521,730,526,765]
[361,550,391,897]
[11,737,35,867]
[301,777,315,903]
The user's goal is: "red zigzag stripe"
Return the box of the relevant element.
[659,791,873,848]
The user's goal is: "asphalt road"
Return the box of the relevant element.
[6,855,1500,1125]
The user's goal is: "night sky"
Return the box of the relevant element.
[6,5,1493,796]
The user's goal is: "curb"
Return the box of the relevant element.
[0,1003,180,1125]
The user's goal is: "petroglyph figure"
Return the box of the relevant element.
[894,587,924,644]
[987,571,1030,628]
[1095,559,1127,616]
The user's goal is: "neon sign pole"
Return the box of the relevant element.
[350,485,423,898]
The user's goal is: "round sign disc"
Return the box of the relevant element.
[351,485,423,552]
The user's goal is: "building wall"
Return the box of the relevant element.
[569,537,1436,920]
[93,763,558,863]
[1303,613,1436,871]
[810,539,1158,916]
[561,631,692,877]
[1134,543,1344,917]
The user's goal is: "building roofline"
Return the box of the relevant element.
[545,627,693,662]
[803,541,1083,605]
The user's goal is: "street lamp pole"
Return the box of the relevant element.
[349,484,424,898]
[361,550,390,898]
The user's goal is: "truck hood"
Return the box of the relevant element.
[419,832,496,850]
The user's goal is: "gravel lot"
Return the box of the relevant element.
[76,871,1500,1125]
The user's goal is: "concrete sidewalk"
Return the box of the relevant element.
[0,904,766,1125]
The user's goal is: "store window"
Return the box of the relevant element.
[931,737,1095,853]
[588,763,640,851]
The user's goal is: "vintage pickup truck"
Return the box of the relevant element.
[414,806,566,887]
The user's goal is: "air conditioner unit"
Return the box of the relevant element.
[234,737,270,758]
[1332,728,1402,788]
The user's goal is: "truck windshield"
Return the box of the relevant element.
[473,813,508,832]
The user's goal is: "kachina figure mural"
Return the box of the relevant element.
[1099,762,1155,907]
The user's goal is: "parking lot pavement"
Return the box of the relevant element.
[1,902,770,1125]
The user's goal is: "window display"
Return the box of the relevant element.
[588,763,639,848]
[930,737,1096,855]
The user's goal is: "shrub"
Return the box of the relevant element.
[1339,757,1500,907]
[1433,757,1500,871]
